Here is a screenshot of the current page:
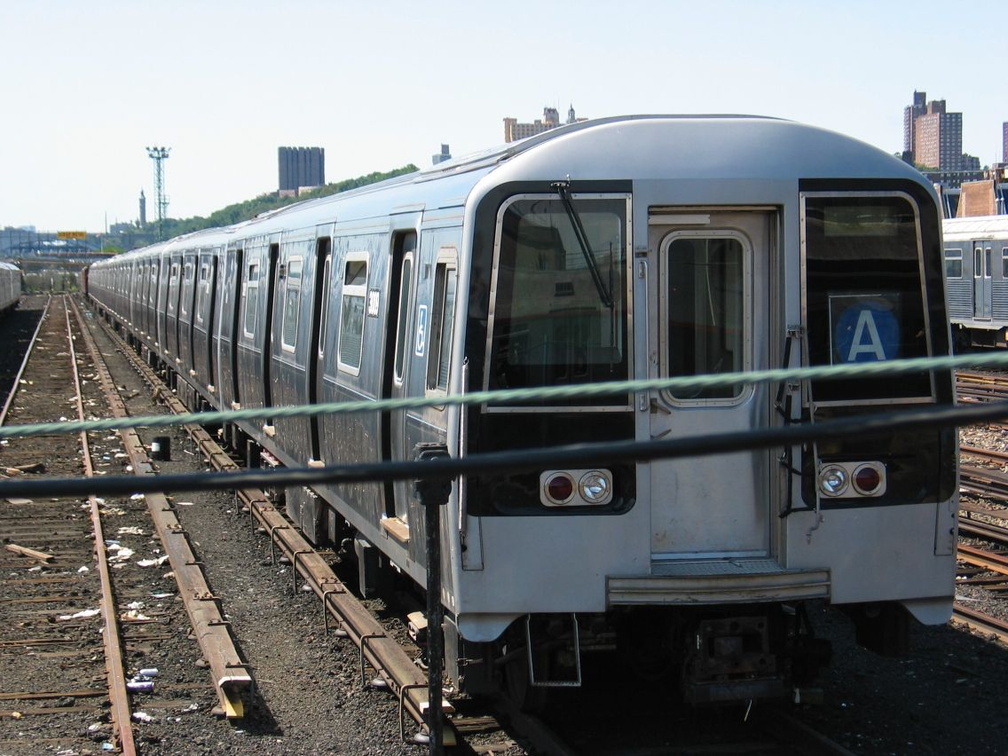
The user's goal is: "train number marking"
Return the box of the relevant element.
[415,305,428,357]
[367,289,380,318]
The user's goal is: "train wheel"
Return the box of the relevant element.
[502,644,550,713]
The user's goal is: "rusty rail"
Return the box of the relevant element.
[97,300,457,744]
[69,296,253,718]
[62,297,137,754]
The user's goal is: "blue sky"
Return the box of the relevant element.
[1,0,1005,232]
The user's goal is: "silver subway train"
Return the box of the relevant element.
[88,115,957,706]
[0,261,21,315]
[944,214,1008,349]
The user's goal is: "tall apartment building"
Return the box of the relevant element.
[913,98,963,171]
[503,104,585,143]
[278,146,325,196]
[903,90,927,155]
[1004,121,1008,163]
[902,91,984,191]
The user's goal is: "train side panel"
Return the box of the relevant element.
[944,215,1008,348]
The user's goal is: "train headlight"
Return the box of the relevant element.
[818,465,849,497]
[540,469,614,507]
[579,470,613,505]
[816,461,887,499]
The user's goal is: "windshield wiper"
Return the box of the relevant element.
[551,180,613,308]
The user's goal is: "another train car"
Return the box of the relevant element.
[943,214,1008,348]
[89,115,957,706]
[0,261,22,315]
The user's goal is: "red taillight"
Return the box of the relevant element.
[853,465,882,495]
[546,474,574,504]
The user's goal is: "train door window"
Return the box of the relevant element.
[337,253,368,375]
[196,262,210,324]
[426,249,458,394]
[1002,247,1008,279]
[974,246,991,279]
[243,263,260,337]
[393,254,415,384]
[281,257,304,351]
[944,249,963,279]
[181,260,194,318]
[662,233,748,402]
[318,243,332,358]
[168,262,179,316]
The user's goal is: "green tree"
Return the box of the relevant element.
[140,165,419,242]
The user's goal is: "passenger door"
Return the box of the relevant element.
[383,227,419,526]
[646,210,775,558]
[974,243,992,320]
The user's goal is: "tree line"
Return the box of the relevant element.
[138,164,419,245]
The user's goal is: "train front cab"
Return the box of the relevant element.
[457,179,956,706]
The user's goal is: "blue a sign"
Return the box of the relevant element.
[829,294,901,364]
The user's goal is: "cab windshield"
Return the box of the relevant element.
[487,194,629,405]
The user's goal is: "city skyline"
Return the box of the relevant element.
[1,1,1005,232]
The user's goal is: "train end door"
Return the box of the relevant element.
[644,209,777,561]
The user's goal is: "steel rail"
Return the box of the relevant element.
[0,295,50,426]
[67,295,254,719]
[957,543,1008,576]
[959,517,1008,547]
[63,296,136,755]
[952,604,1008,646]
[99,299,458,745]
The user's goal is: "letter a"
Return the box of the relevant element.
[847,310,887,361]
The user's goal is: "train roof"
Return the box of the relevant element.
[97,115,932,263]
[943,215,1008,241]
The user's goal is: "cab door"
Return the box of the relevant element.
[646,209,775,558]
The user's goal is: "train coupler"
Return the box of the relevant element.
[683,615,786,704]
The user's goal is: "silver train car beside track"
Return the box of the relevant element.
[0,261,22,315]
[88,115,957,706]
[944,214,1008,349]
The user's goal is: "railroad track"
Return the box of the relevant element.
[955,426,1008,649]
[0,295,138,752]
[0,296,241,755]
[957,369,1008,403]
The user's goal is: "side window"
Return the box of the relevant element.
[281,257,303,351]
[944,249,963,279]
[338,254,368,374]
[1003,247,1008,279]
[426,250,458,393]
[243,263,260,337]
